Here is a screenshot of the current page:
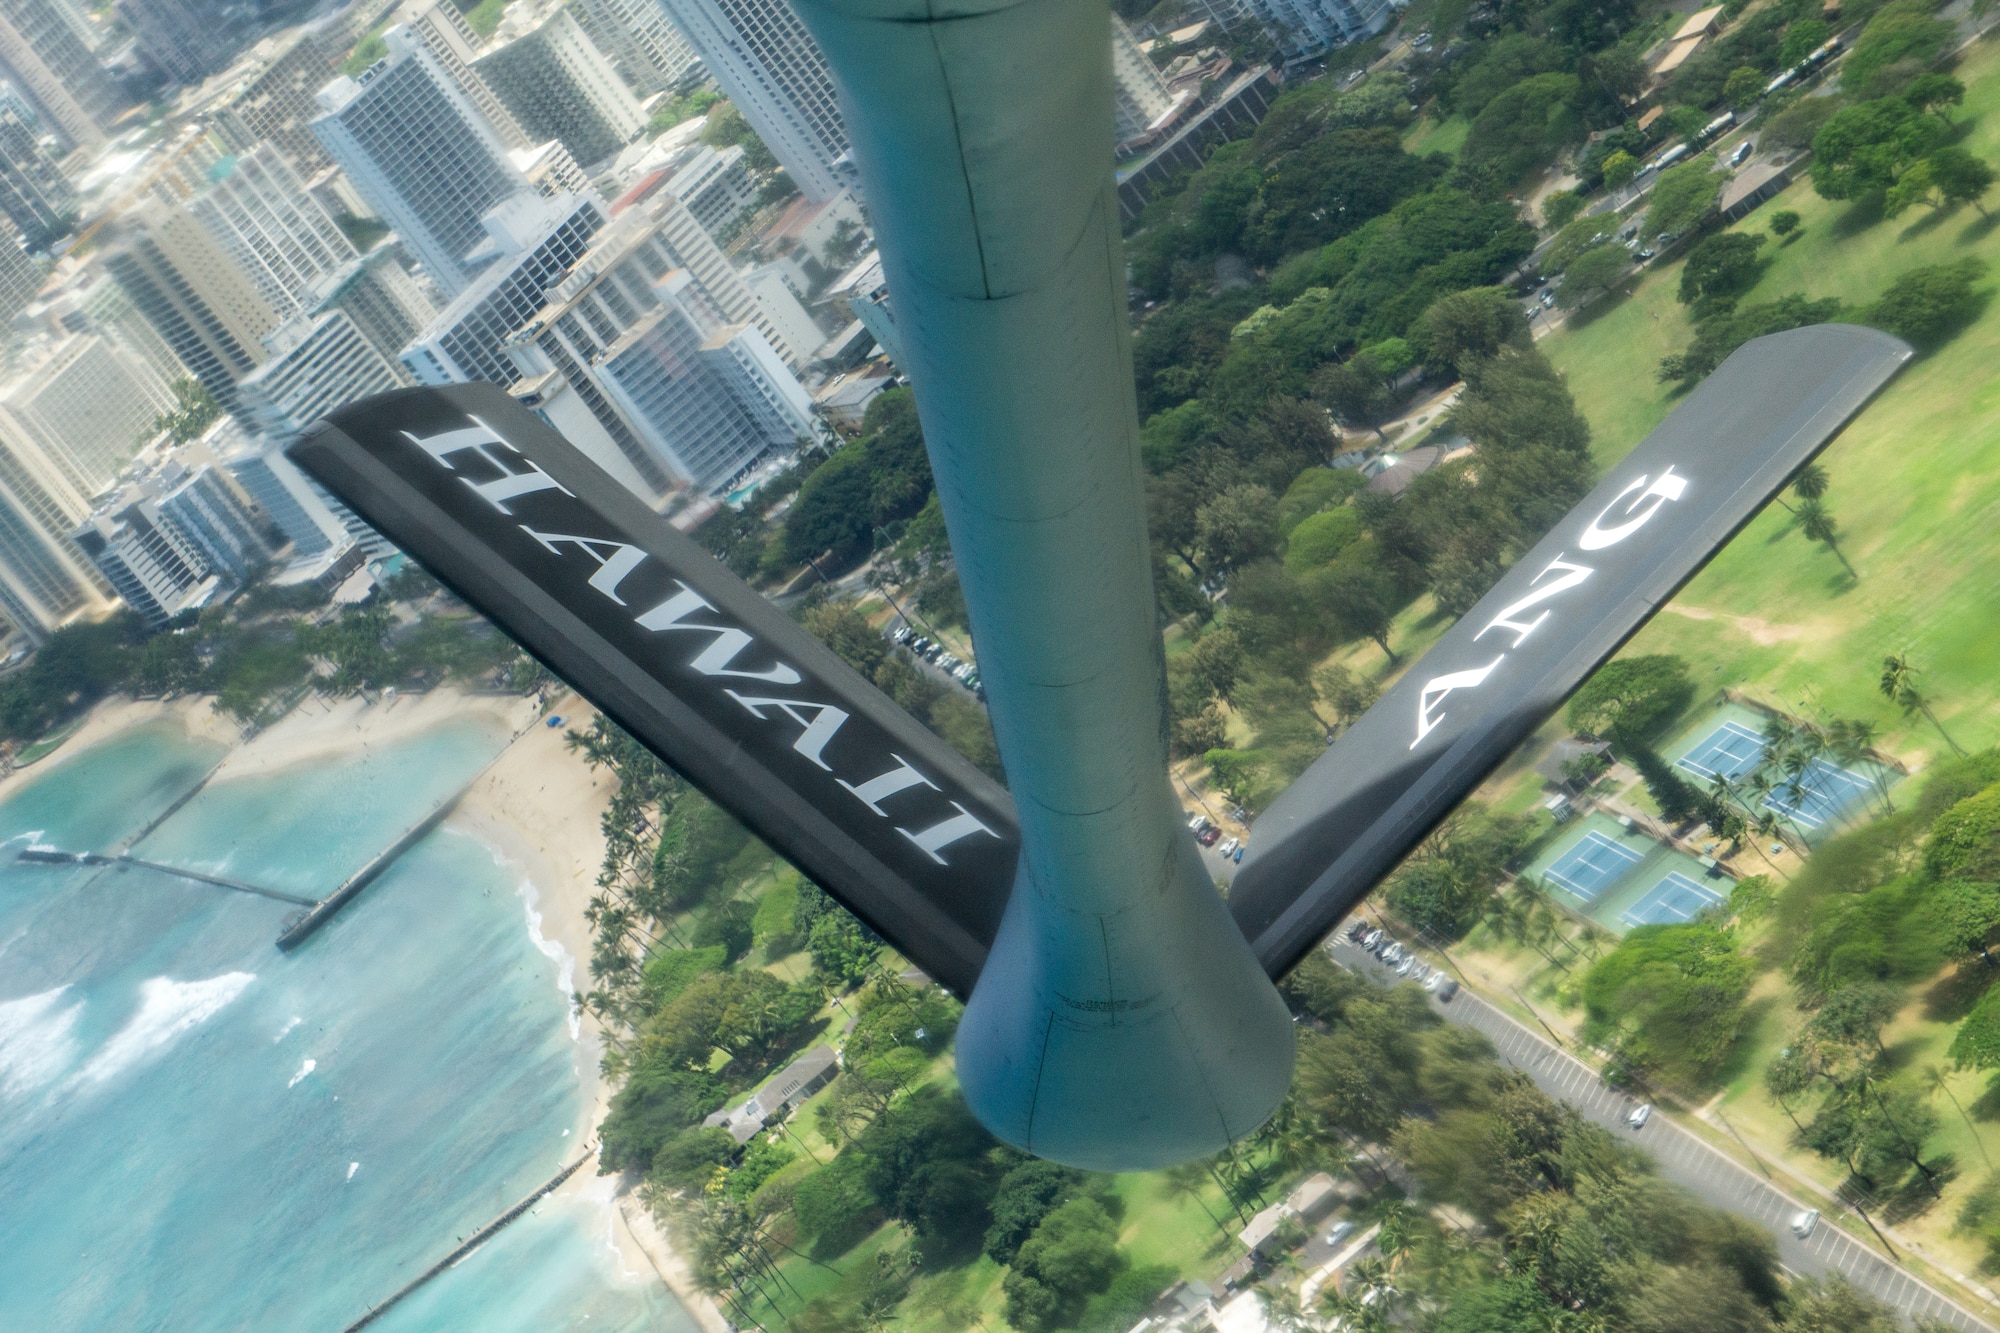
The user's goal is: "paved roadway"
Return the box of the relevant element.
[1326,935,1999,1331]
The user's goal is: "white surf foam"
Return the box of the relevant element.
[70,972,256,1087]
[273,1015,302,1043]
[288,1058,316,1088]
[346,1161,359,1181]
[0,986,83,1098]
[486,846,580,1041]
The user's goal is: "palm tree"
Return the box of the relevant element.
[1793,462,1830,501]
[1163,1162,1231,1234]
[1796,497,1856,577]
[1881,652,1965,755]
[1923,1063,1992,1170]
[1828,717,1895,815]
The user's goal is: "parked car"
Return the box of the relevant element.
[1233,845,1245,864]
[1347,921,1370,943]
[1423,972,1445,993]
[1627,1103,1652,1130]
[1395,957,1415,977]
[1790,1209,1820,1239]
[1325,1220,1356,1248]
[1198,825,1222,847]
[1381,943,1405,965]
[1729,140,1754,167]
[1435,979,1460,1001]
[1363,928,1384,950]
[1538,288,1557,307]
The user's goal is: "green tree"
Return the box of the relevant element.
[1418,287,1529,374]
[1002,1198,1127,1332]
[1462,73,1584,182]
[1284,507,1361,573]
[1903,73,1967,121]
[1948,985,2000,1070]
[1543,189,1586,230]
[1928,146,1996,217]
[1557,243,1631,310]
[1679,232,1767,308]
[149,378,222,445]
[1795,497,1855,577]
[984,1160,1087,1263]
[1601,150,1638,190]
[1647,157,1724,238]
[1811,98,1948,202]
[1842,0,1953,94]
[1566,654,1694,741]
[1770,209,1801,238]
[1881,651,1962,755]
[1724,65,1766,108]
[1583,922,1753,1085]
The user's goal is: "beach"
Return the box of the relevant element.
[5,684,732,1331]
[451,692,735,1333]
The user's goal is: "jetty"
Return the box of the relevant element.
[339,1147,596,1333]
[274,792,467,950]
[112,754,232,854]
[14,848,317,906]
[274,729,529,950]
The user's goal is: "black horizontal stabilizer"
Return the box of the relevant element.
[1230,324,1911,978]
[290,384,1019,999]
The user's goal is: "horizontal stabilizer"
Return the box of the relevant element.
[1230,324,1911,978]
[291,384,1019,998]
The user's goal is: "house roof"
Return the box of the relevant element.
[1674,5,1725,40]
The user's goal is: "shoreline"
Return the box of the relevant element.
[449,693,736,1333]
[14,686,734,1331]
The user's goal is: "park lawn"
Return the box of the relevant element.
[1544,34,2000,769]
[1112,1169,1247,1278]
[1403,114,1471,159]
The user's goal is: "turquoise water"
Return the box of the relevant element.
[0,717,694,1332]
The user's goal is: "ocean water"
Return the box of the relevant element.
[0,716,695,1332]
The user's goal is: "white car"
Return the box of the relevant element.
[1395,957,1415,977]
[1216,837,1239,857]
[1325,1220,1355,1248]
[1627,1103,1652,1130]
[1423,972,1444,993]
[1790,1209,1820,1238]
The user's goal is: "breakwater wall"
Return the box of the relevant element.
[339,1148,596,1333]
[275,794,463,951]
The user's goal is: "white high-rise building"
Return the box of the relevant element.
[475,2,645,169]
[237,308,410,442]
[390,0,529,149]
[1110,14,1176,150]
[0,334,175,496]
[570,0,702,96]
[216,420,385,560]
[656,0,849,200]
[506,217,813,496]
[311,30,536,295]
[184,146,357,323]
[0,417,109,638]
[0,0,123,148]
[104,200,277,420]
[153,459,270,580]
[72,495,217,628]
[1185,0,1394,61]
[306,245,437,366]
[399,190,607,387]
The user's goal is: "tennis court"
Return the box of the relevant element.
[1543,830,1645,903]
[1620,871,1727,927]
[1675,720,1766,782]
[1762,758,1875,830]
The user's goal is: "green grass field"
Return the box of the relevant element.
[1545,37,2000,772]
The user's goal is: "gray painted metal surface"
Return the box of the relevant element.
[1234,324,1912,976]
[793,0,1298,1170]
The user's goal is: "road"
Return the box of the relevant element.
[1327,935,1999,1332]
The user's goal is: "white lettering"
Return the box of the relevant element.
[725,691,850,770]
[897,803,1001,865]
[1577,469,1689,550]
[1411,655,1506,750]
[520,529,648,604]
[402,417,574,514]
[635,583,802,684]
[838,754,938,815]
[1474,556,1593,648]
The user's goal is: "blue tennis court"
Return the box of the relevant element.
[1621,871,1727,927]
[1544,830,1645,902]
[1763,758,1875,830]
[1676,720,1767,781]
